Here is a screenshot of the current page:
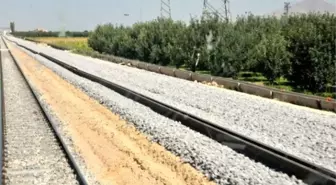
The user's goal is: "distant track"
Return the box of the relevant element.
[0,36,5,185]
[6,37,336,185]
[0,36,88,185]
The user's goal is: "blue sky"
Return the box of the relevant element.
[0,0,335,31]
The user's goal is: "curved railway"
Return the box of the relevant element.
[4,36,335,185]
[0,36,88,185]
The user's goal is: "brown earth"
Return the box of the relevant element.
[7,43,216,185]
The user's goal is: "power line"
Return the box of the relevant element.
[202,0,231,22]
[223,0,231,22]
[160,0,171,19]
[284,2,291,16]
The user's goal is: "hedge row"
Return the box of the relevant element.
[93,14,333,92]
[13,31,90,38]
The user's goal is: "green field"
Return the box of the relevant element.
[31,37,93,53]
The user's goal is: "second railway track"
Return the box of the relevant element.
[5,36,336,185]
[0,37,88,185]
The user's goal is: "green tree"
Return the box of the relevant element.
[252,32,291,83]
[10,22,15,33]
[87,13,335,91]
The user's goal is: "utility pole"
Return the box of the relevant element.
[202,0,231,22]
[160,0,171,19]
[284,2,291,16]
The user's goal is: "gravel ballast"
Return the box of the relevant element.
[13,39,307,185]
[10,37,336,173]
[1,39,78,185]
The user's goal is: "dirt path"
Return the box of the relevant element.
[8,43,215,185]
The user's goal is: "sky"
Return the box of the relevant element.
[0,0,335,31]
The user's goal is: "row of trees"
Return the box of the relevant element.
[83,14,336,92]
[13,31,90,37]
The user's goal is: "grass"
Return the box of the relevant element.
[30,37,335,99]
[238,73,335,98]
[238,72,291,90]
[175,65,211,75]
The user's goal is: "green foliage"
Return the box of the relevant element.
[283,13,336,91]
[10,22,15,33]
[249,17,291,83]
[65,31,90,37]
[13,31,90,38]
[14,31,59,37]
[86,13,335,93]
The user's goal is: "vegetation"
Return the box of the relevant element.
[10,22,15,33]
[27,13,335,98]
[88,13,335,96]
[13,31,90,38]
[30,37,93,53]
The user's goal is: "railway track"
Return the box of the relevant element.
[6,37,336,185]
[0,37,88,185]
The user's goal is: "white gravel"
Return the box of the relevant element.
[1,39,78,185]
[9,36,336,174]
[12,38,307,185]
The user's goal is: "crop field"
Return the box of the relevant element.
[31,37,92,53]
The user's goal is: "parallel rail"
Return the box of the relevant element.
[8,38,336,185]
[0,36,5,185]
[0,37,88,185]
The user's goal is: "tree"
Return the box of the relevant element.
[10,22,15,33]
[283,13,336,91]
[252,32,291,83]
[87,13,335,90]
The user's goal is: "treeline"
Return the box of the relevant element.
[92,13,333,92]
[13,31,90,37]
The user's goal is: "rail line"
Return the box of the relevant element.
[6,37,336,185]
[0,36,5,185]
[0,37,88,185]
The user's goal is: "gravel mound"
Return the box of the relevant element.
[16,41,306,185]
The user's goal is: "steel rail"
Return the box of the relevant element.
[9,38,336,185]
[0,36,5,185]
[0,37,89,185]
